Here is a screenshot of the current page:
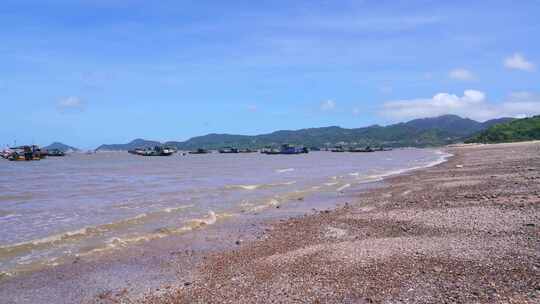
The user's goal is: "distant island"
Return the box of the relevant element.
[466,115,540,144]
[96,139,162,152]
[96,115,514,151]
[43,142,79,153]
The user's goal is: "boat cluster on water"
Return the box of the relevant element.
[127,144,309,156]
[0,145,65,161]
[329,145,392,153]
[123,143,388,157]
[128,146,176,156]
[260,144,309,155]
[1,143,392,161]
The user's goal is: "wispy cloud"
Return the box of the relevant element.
[246,104,258,112]
[504,53,536,71]
[380,90,540,121]
[57,96,85,113]
[449,68,475,81]
[320,100,336,111]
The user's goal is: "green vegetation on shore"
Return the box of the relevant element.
[466,115,540,144]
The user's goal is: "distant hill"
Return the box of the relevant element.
[96,138,162,151]
[466,115,540,143]
[43,142,79,152]
[168,115,514,149]
[96,115,516,150]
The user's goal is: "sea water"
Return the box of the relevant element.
[0,149,448,275]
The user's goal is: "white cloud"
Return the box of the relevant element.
[449,68,475,81]
[352,107,360,116]
[320,100,336,111]
[504,53,536,71]
[381,90,540,121]
[57,96,85,113]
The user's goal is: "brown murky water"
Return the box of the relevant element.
[0,149,447,275]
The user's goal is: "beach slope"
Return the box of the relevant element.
[148,142,539,303]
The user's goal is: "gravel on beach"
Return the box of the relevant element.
[143,142,540,304]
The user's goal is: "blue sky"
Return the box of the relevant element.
[1,0,539,149]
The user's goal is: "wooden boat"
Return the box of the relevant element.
[331,145,346,152]
[189,148,210,154]
[46,149,66,157]
[0,149,13,159]
[7,145,45,161]
[260,147,280,155]
[129,146,175,156]
[262,144,308,155]
[219,147,239,154]
[348,146,374,153]
[238,148,257,153]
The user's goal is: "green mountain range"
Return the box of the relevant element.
[466,115,540,144]
[95,115,514,151]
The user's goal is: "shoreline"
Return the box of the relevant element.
[0,148,442,276]
[0,149,445,303]
[2,143,538,303]
[144,141,539,303]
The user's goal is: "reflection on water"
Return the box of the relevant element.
[0,149,447,275]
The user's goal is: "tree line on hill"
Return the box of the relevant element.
[94,115,515,151]
[46,114,540,152]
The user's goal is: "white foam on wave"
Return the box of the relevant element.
[230,184,260,190]
[0,271,12,278]
[86,210,226,255]
[163,204,194,213]
[276,168,295,173]
[0,213,18,220]
[0,204,195,255]
[337,184,351,192]
[358,150,452,183]
[226,181,296,191]
[243,198,282,213]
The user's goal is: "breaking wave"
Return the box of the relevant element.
[225,181,296,191]
[0,204,193,259]
[275,168,295,173]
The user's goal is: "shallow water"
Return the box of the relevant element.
[0,149,447,274]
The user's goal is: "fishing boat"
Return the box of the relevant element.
[189,148,210,154]
[280,144,308,154]
[348,146,374,153]
[262,144,308,155]
[0,148,13,159]
[218,147,239,154]
[7,145,45,161]
[238,148,257,153]
[46,149,66,157]
[128,146,175,156]
[260,146,280,155]
[331,145,346,152]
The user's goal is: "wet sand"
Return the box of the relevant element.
[142,142,540,303]
[0,174,367,303]
[1,142,538,303]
